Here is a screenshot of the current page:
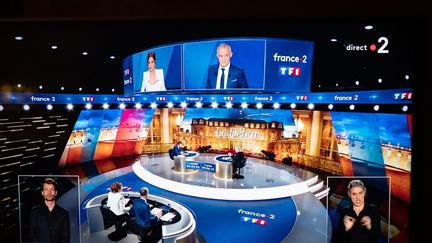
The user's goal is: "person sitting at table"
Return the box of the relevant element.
[227,146,237,157]
[172,142,184,157]
[231,147,246,179]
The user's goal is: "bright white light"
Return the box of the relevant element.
[66,104,73,110]
[330,38,337,42]
[135,103,142,109]
[378,78,382,83]
[96,88,99,92]
[102,103,109,109]
[405,75,409,80]
[17,84,21,88]
[23,105,30,111]
[365,25,374,30]
[0,105,3,111]
[328,104,334,110]
[82,52,88,55]
[110,56,115,59]
[349,105,355,110]
[355,81,360,86]
[85,103,92,109]
[241,102,248,109]
[290,103,296,109]
[373,105,379,111]
[335,83,339,87]
[211,102,218,108]
[51,45,58,50]
[111,88,115,92]
[15,36,23,41]
[78,87,82,91]
[195,102,202,108]
[119,103,126,109]
[39,85,43,89]
[308,103,314,110]
[402,105,408,112]
[273,103,280,109]
[226,102,233,109]
[256,103,263,109]
[150,102,157,109]
[181,102,187,108]
[318,84,321,88]
[61,86,64,90]
[167,102,174,108]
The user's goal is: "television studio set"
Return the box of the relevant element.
[0,18,427,243]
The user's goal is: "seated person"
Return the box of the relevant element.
[227,146,237,157]
[107,182,130,218]
[172,142,184,157]
[231,147,245,178]
[129,187,162,231]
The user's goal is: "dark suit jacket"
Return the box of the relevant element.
[206,64,248,89]
[172,145,183,156]
[29,204,70,243]
[130,199,158,229]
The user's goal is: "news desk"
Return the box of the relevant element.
[84,192,196,243]
[173,152,199,173]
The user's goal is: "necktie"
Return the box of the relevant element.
[221,68,225,89]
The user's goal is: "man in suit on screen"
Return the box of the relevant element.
[206,43,248,89]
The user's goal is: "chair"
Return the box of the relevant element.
[126,216,163,243]
[99,206,127,241]
[233,156,247,179]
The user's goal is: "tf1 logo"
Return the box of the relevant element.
[156,97,166,101]
[241,217,267,226]
[393,92,412,100]
[279,67,301,76]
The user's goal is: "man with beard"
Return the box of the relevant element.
[29,178,70,243]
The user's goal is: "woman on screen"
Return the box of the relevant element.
[141,52,166,92]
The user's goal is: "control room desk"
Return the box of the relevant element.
[173,152,199,173]
[84,192,196,243]
[213,155,233,180]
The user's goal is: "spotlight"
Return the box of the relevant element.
[51,45,58,50]
[150,102,157,109]
[181,102,187,108]
[102,103,109,109]
[0,105,3,111]
[349,105,355,110]
[46,104,53,110]
[78,87,82,91]
[256,103,263,109]
[226,102,233,109]
[96,88,99,92]
[61,86,64,90]
[15,36,23,41]
[167,102,174,108]
[211,102,218,108]
[273,103,280,109]
[66,104,73,110]
[328,104,334,110]
[111,88,115,92]
[195,102,202,108]
[402,105,408,112]
[110,56,116,59]
[355,81,359,86]
[241,102,248,109]
[290,103,296,109]
[378,78,382,83]
[82,52,88,55]
[23,105,30,111]
[85,103,92,109]
[39,85,43,90]
[405,75,410,80]
[17,84,21,88]
[135,103,142,109]
[308,103,314,110]
[365,25,374,30]
[119,103,126,109]
[330,38,337,42]
[373,105,379,111]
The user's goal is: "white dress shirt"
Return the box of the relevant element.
[107,191,130,216]
[216,63,230,90]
